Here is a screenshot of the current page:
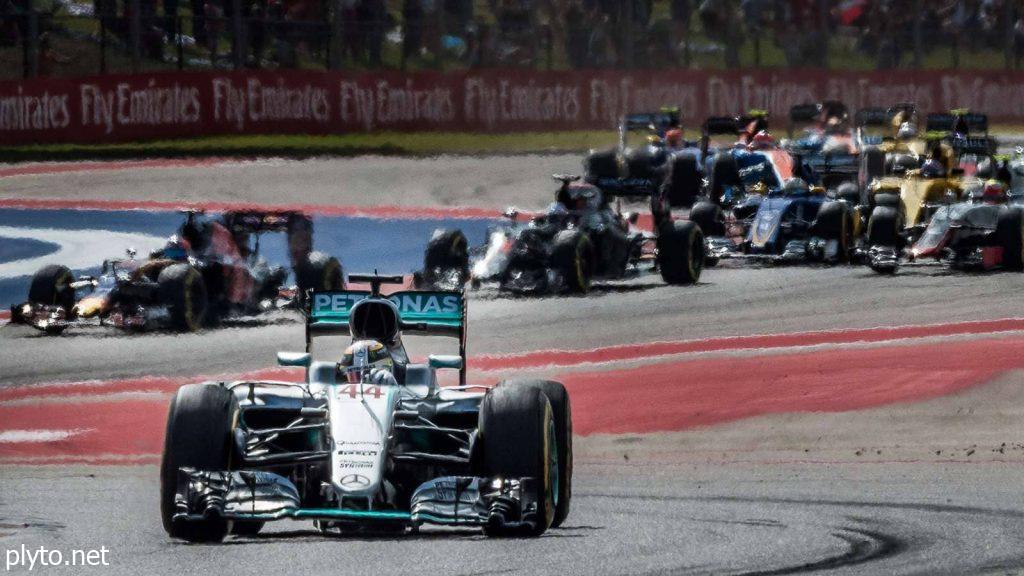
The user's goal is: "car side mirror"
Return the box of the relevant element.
[277,351,311,367]
[428,354,463,370]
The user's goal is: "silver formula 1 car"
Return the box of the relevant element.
[160,274,572,540]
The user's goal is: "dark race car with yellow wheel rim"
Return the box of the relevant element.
[10,210,344,334]
[422,175,704,295]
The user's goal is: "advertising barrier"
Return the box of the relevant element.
[3,69,1024,145]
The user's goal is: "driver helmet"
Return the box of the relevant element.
[665,129,684,149]
[920,158,946,179]
[162,234,191,261]
[975,157,994,180]
[748,130,776,150]
[546,201,569,217]
[782,177,809,195]
[890,153,918,175]
[982,179,1007,204]
[338,340,394,383]
[897,122,917,140]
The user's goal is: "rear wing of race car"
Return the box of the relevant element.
[925,111,988,135]
[855,107,888,127]
[222,210,310,234]
[701,116,739,156]
[854,107,900,146]
[788,103,820,137]
[951,136,997,156]
[617,109,682,150]
[622,111,679,134]
[788,102,848,137]
[305,277,468,383]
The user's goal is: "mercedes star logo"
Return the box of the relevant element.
[340,474,370,487]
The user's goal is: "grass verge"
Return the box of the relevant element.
[2,126,1022,163]
[0,131,618,162]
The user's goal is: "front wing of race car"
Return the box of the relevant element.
[173,469,542,530]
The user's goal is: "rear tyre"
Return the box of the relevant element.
[479,384,557,537]
[708,153,740,205]
[551,230,594,294]
[658,220,704,285]
[689,201,726,237]
[504,380,572,528]
[28,264,75,311]
[867,206,902,248]
[997,207,1024,271]
[157,264,208,332]
[422,229,470,287]
[584,149,620,182]
[296,251,344,308]
[160,383,236,543]
[813,200,854,261]
[663,154,701,208]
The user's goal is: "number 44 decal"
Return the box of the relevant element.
[338,384,383,399]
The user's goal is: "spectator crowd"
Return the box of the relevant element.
[4,0,1024,75]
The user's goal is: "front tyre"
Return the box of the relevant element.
[551,230,594,294]
[478,384,557,537]
[28,264,76,311]
[157,264,208,332]
[658,220,704,285]
[502,380,573,528]
[866,206,902,248]
[689,201,726,237]
[813,200,854,262]
[160,383,236,542]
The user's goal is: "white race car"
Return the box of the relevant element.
[160,274,572,540]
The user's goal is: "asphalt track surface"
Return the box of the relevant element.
[3,157,1024,575]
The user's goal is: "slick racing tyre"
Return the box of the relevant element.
[551,230,594,294]
[859,146,886,203]
[478,384,558,537]
[708,153,740,206]
[663,154,701,208]
[422,228,470,287]
[158,263,208,332]
[689,201,726,237]
[296,251,344,308]
[160,383,236,543]
[625,148,659,182]
[813,200,854,262]
[997,207,1024,271]
[28,264,76,312]
[866,206,902,248]
[584,149,620,182]
[501,379,573,529]
[834,181,861,206]
[658,220,704,285]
